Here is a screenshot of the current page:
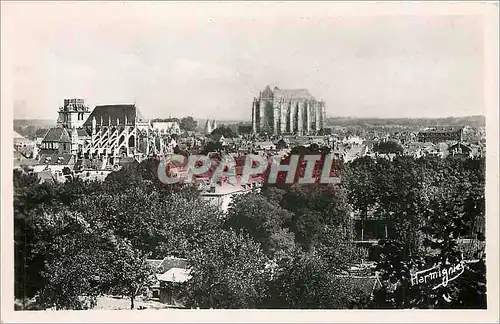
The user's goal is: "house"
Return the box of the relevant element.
[151,118,181,135]
[147,257,191,306]
[34,153,76,173]
[208,134,227,146]
[74,157,106,171]
[448,142,473,157]
[199,178,263,212]
[40,127,72,154]
[418,126,464,143]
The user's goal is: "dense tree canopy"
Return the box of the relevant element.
[179,116,198,132]
[13,152,485,310]
[373,140,404,154]
[343,155,486,309]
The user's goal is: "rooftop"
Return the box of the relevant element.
[42,127,71,143]
[156,268,192,283]
[147,256,188,274]
[260,85,318,101]
[38,153,74,165]
[419,126,464,133]
[83,104,148,127]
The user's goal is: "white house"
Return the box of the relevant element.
[199,178,263,212]
[151,119,181,135]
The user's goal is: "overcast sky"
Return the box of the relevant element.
[4,2,487,120]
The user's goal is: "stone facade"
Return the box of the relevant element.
[252,86,326,135]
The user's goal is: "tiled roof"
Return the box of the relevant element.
[42,128,71,143]
[38,153,74,165]
[274,88,314,100]
[333,275,377,296]
[419,126,464,133]
[156,257,188,274]
[156,268,191,283]
[151,118,180,123]
[75,158,101,170]
[448,142,472,151]
[83,104,147,127]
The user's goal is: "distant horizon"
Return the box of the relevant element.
[13,114,486,123]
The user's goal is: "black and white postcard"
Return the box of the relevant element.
[1,1,498,323]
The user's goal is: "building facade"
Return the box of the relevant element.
[57,99,91,129]
[252,86,326,135]
[204,119,218,134]
[151,118,181,135]
[81,104,153,160]
[417,126,464,144]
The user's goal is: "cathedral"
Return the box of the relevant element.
[252,86,326,135]
[40,99,178,168]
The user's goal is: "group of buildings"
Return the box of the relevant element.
[12,86,486,308]
[14,98,187,181]
[13,87,485,209]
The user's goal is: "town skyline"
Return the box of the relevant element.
[5,2,485,120]
[6,1,495,318]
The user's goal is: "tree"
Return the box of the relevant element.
[180,116,197,132]
[373,141,404,154]
[225,193,296,257]
[62,166,72,175]
[211,125,236,138]
[107,237,154,310]
[277,184,353,251]
[369,238,485,309]
[202,141,223,154]
[263,251,368,309]
[370,156,425,255]
[180,230,270,309]
[366,156,486,309]
[31,205,110,310]
[14,171,61,302]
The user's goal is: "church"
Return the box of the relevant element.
[251,86,326,135]
[39,99,176,169]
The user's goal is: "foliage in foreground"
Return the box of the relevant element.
[13,155,486,309]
